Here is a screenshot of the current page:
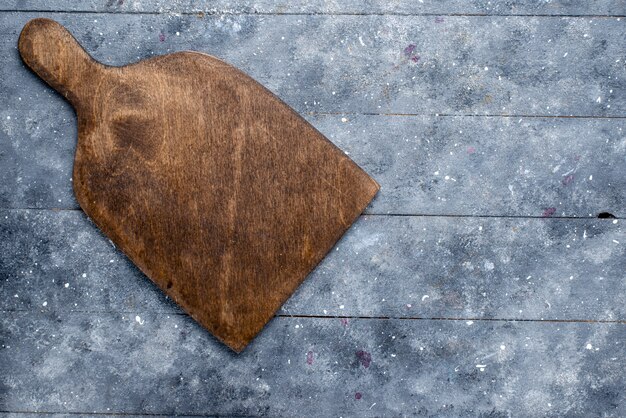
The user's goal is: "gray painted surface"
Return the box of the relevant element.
[2,12,624,215]
[2,107,625,216]
[1,0,625,15]
[1,2,625,417]
[2,313,625,417]
[0,415,189,418]
[0,14,624,120]
[320,115,626,217]
[1,210,624,321]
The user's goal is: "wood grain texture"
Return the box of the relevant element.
[16,18,379,351]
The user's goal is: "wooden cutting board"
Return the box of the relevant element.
[18,18,379,352]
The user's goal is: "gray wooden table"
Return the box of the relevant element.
[1,1,625,417]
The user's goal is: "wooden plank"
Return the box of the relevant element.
[1,14,624,215]
[2,104,624,216]
[0,415,200,418]
[0,0,624,16]
[285,214,625,320]
[320,114,626,217]
[0,415,197,418]
[0,414,175,418]
[1,311,624,416]
[1,14,623,118]
[2,210,624,320]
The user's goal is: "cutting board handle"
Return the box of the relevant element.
[18,18,103,105]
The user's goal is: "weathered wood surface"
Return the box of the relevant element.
[2,106,625,217]
[1,14,624,118]
[1,13,624,216]
[325,115,626,217]
[1,0,625,15]
[1,2,625,417]
[2,312,625,416]
[1,210,624,321]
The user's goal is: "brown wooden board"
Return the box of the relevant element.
[17,18,379,352]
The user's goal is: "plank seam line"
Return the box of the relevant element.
[311,112,626,120]
[3,310,625,324]
[363,213,624,220]
[0,208,622,220]
[277,314,626,324]
[0,10,625,18]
